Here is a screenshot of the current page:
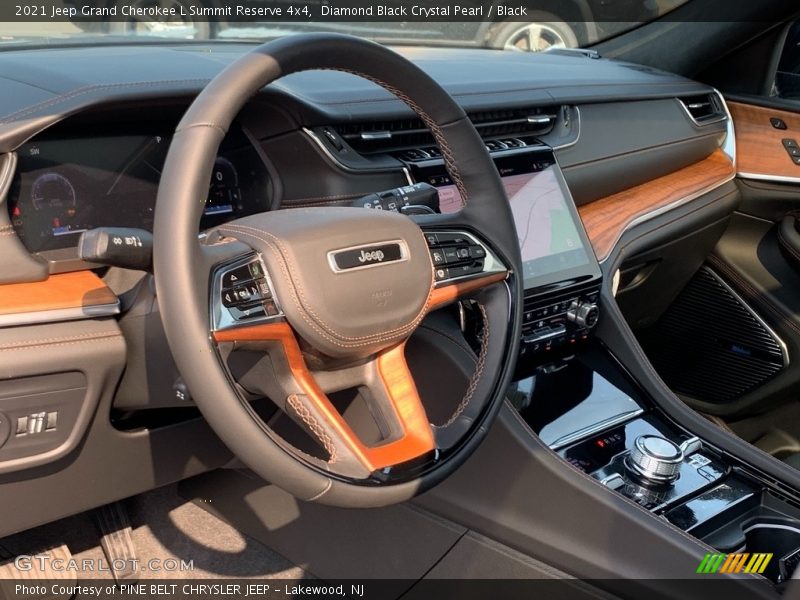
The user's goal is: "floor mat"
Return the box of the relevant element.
[0,484,308,581]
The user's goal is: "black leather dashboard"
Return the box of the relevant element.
[0,42,729,276]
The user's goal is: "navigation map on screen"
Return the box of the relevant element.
[435,164,590,286]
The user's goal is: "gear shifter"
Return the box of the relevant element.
[626,435,686,484]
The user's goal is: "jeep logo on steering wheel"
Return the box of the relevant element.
[358,249,385,263]
[329,241,407,272]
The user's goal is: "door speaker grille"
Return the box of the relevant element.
[638,267,786,404]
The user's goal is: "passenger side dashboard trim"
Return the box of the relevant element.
[578,149,736,262]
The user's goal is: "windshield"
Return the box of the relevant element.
[2,1,690,50]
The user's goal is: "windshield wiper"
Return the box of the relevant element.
[544,47,601,59]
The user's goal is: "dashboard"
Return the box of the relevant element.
[0,41,745,540]
[8,123,272,256]
[0,45,730,281]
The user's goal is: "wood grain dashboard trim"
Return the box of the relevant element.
[728,101,800,181]
[578,149,735,262]
[0,271,119,322]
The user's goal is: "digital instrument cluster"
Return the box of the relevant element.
[8,126,272,256]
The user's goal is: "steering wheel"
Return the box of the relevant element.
[153,34,523,507]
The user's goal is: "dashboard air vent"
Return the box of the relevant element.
[678,94,725,125]
[332,106,559,156]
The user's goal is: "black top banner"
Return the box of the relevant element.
[0,0,781,24]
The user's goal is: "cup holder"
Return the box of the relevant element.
[741,517,800,583]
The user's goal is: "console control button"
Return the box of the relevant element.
[600,473,625,491]
[679,436,702,456]
[567,300,600,329]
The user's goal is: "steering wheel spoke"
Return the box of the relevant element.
[213,321,435,478]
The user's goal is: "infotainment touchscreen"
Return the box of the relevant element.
[409,149,601,290]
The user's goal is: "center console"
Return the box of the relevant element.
[407,142,800,588]
[511,348,800,585]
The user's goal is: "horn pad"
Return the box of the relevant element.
[216,207,434,358]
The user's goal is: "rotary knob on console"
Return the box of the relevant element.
[626,435,684,484]
[567,300,600,329]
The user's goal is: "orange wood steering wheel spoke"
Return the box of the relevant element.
[213,322,435,474]
[428,271,508,311]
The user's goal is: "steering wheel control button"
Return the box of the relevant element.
[222,265,252,288]
[256,279,272,299]
[222,291,235,308]
[212,255,284,330]
[425,230,505,286]
[626,435,684,484]
[444,247,459,263]
[469,245,486,259]
[232,285,256,304]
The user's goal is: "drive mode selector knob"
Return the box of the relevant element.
[626,435,683,484]
[567,300,600,329]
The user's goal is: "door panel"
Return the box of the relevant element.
[728,101,800,181]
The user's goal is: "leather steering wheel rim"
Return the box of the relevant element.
[153,33,523,507]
